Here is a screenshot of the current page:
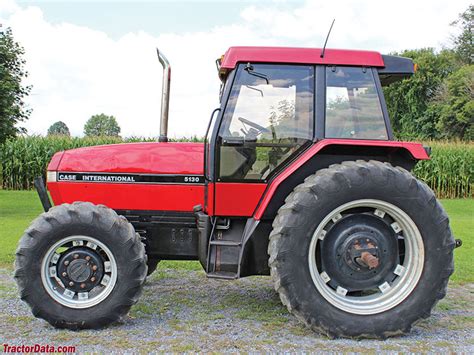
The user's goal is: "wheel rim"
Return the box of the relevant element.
[41,235,117,309]
[308,199,424,315]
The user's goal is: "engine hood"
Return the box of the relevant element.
[49,142,204,175]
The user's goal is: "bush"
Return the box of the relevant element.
[0,136,472,198]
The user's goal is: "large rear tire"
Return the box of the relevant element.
[15,202,147,330]
[268,160,455,338]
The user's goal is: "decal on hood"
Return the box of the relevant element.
[57,172,204,185]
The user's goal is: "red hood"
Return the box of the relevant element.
[49,142,204,175]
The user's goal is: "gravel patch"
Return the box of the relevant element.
[1,267,473,352]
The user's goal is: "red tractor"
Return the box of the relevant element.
[16,46,457,338]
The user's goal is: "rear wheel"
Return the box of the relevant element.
[268,161,455,338]
[15,202,147,329]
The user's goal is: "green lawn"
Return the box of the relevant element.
[0,190,472,283]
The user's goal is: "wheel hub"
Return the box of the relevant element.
[57,248,104,292]
[343,235,380,270]
[67,259,92,282]
[321,213,399,292]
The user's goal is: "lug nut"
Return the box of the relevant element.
[64,260,69,266]
[80,283,86,289]
[73,254,79,259]
[62,272,67,277]
[90,277,96,282]
[69,281,74,287]
[85,256,91,261]
[92,265,97,271]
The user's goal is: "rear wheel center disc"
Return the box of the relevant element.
[321,213,399,291]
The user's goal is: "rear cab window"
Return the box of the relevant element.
[325,67,388,140]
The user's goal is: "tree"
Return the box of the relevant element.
[451,5,473,65]
[83,114,121,137]
[382,49,458,139]
[47,121,70,136]
[0,27,31,144]
[431,65,474,140]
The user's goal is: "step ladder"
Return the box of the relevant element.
[206,218,259,280]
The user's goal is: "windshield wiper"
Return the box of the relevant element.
[245,63,269,84]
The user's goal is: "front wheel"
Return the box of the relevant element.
[268,161,455,338]
[15,202,147,329]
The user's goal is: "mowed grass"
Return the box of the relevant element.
[0,190,472,283]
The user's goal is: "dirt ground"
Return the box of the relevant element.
[0,266,473,352]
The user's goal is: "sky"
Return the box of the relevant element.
[0,0,471,138]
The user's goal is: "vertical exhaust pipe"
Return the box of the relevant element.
[157,48,170,142]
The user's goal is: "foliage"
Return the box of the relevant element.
[413,141,473,199]
[47,121,70,136]
[83,114,121,137]
[383,5,473,141]
[432,65,474,140]
[0,135,123,189]
[383,48,458,140]
[0,28,31,145]
[451,5,473,65]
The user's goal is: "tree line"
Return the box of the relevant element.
[0,5,472,143]
[47,114,121,137]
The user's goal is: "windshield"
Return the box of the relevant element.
[218,64,314,181]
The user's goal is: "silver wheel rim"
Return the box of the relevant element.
[308,199,424,315]
[41,235,117,309]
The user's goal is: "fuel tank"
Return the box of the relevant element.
[47,142,206,211]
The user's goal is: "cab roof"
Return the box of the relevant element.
[219,46,414,85]
[220,46,385,70]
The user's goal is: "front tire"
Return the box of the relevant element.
[15,202,147,329]
[268,161,455,338]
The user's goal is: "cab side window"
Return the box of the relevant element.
[218,64,314,181]
[325,67,388,140]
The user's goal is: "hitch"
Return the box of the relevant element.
[34,176,52,212]
[455,239,462,248]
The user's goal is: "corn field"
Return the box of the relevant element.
[0,136,472,198]
[412,141,473,199]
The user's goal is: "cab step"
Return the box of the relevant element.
[209,240,241,247]
[205,217,260,280]
[206,271,239,280]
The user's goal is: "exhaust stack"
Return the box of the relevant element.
[157,48,170,142]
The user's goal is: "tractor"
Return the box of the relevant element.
[15,46,458,338]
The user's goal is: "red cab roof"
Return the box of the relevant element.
[221,46,385,70]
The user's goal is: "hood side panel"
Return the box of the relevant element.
[48,142,205,212]
[57,142,204,175]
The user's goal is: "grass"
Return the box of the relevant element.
[0,190,472,283]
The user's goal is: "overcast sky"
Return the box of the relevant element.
[0,0,471,138]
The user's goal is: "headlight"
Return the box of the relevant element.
[46,171,57,182]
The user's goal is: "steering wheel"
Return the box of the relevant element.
[238,117,271,134]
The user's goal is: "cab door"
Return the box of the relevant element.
[213,64,315,217]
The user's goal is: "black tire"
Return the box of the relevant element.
[146,257,160,276]
[268,160,455,339]
[14,202,147,330]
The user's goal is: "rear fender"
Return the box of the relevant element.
[253,139,429,220]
